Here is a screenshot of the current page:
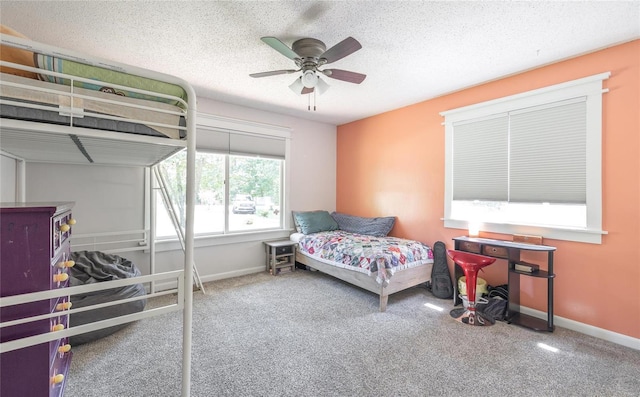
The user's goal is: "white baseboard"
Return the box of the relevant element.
[152,266,265,292]
[519,305,640,351]
[198,266,265,283]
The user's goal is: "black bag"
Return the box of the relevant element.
[429,241,453,299]
[480,297,508,321]
[482,284,509,321]
[488,284,509,300]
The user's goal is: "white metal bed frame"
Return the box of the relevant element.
[0,33,197,397]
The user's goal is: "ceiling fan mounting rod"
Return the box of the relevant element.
[300,59,319,72]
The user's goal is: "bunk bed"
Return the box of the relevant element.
[0,31,197,397]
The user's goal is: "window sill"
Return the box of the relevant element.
[443,219,607,244]
[154,228,295,252]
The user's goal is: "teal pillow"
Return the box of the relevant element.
[292,210,339,235]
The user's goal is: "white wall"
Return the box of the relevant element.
[0,155,17,202]
[23,163,151,274]
[198,98,337,213]
[26,163,146,233]
[10,99,337,284]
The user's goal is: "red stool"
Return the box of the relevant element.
[447,250,497,326]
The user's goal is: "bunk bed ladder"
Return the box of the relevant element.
[152,166,206,293]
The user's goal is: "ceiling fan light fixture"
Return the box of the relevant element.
[301,70,318,88]
[316,76,329,95]
[289,77,304,94]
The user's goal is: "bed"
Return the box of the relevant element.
[1,72,186,140]
[0,29,188,165]
[0,27,197,397]
[291,211,434,311]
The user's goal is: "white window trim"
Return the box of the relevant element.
[154,113,292,246]
[440,72,610,244]
[198,112,292,230]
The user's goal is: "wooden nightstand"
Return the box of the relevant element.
[264,240,296,275]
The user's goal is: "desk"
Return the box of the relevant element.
[453,236,557,332]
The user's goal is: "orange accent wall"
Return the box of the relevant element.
[337,40,640,339]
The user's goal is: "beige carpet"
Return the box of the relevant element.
[65,270,640,397]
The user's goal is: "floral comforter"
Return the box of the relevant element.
[297,230,434,285]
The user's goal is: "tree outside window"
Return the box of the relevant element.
[156,151,282,237]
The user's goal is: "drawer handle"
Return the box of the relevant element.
[51,323,65,332]
[58,344,72,354]
[51,374,65,385]
[59,224,70,232]
[57,260,75,268]
[53,273,69,283]
[56,302,72,311]
[68,218,76,225]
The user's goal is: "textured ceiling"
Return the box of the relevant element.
[1,1,639,125]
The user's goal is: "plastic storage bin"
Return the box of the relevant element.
[458,276,488,297]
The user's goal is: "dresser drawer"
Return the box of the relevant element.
[51,297,72,314]
[50,348,72,397]
[52,210,73,257]
[50,311,69,334]
[49,332,70,365]
[482,245,509,258]
[49,312,69,359]
[50,244,72,290]
[459,241,481,253]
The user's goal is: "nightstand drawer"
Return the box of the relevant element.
[275,245,294,255]
[483,245,509,258]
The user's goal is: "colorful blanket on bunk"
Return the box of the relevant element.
[34,54,187,107]
[297,230,434,285]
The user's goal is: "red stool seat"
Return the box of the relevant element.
[447,250,497,326]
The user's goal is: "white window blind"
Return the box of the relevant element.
[509,98,587,203]
[453,115,508,201]
[452,97,588,204]
[196,128,286,159]
[194,113,291,159]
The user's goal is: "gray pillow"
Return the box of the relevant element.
[292,210,339,235]
[330,212,395,237]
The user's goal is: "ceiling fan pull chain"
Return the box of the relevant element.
[314,90,317,111]
[308,93,311,111]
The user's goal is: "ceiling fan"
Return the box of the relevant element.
[250,36,366,96]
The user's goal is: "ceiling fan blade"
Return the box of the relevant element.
[320,37,362,64]
[250,69,297,78]
[261,37,299,60]
[321,69,366,84]
[301,87,314,95]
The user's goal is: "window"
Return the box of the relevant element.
[441,72,609,244]
[155,114,290,238]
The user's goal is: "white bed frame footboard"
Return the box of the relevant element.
[295,251,433,312]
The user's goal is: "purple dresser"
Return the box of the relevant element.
[1,202,75,397]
